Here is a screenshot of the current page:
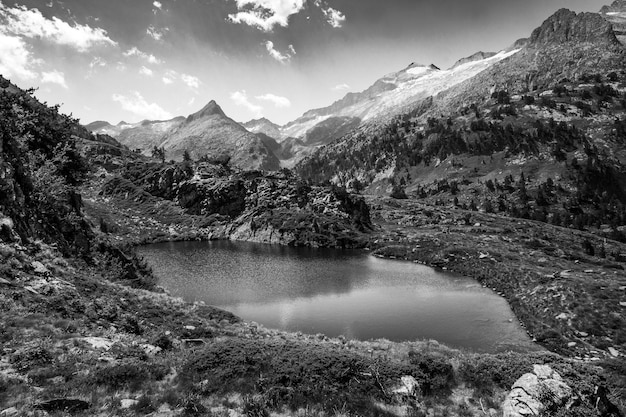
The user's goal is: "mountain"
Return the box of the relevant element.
[87,101,279,171]
[601,0,626,45]
[159,101,280,170]
[297,6,626,215]
[242,117,282,139]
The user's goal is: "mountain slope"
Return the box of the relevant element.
[87,102,280,170]
[159,101,280,170]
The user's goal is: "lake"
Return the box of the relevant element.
[138,240,540,353]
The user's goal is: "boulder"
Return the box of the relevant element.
[502,365,574,417]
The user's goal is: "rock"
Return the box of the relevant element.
[80,337,114,350]
[31,261,50,275]
[577,331,589,337]
[141,343,162,356]
[555,312,569,320]
[620,302,626,307]
[120,399,138,409]
[608,347,620,357]
[502,365,573,417]
[0,407,18,417]
[568,342,577,348]
[393,375,420,396]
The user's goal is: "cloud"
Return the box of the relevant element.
[41,70,67,88]
[123,47,162,64]
[181,74,200,89]
[322,6,345,28]
[112,91,172,121]
[89,56,106,69]
[0,32,40,80]
[265,40,294,64]
[230,90,263,117]
[332,83,349,91]
[139,66,153,76]
[0,3,116,52]
[228,0,305,32]
[153,1,162,10]
[147,25,166,41]
[255,93,290,108]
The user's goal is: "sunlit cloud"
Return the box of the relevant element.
[41,69,68,88]
[332,83,350,91]
[123,47,162,64]
[139,66,153,77]
[265,40,295,64]
[147,25,167,41]
[0,2,116,52]
[230,90,263,117]
[228,0,305,32]
[112,91,172,120]
[255,93,291,108]
[323,6,345,28]
[0,32,40,80]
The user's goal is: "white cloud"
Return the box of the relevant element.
[41,70,67,88]
[228,0,305,32]
[0,32,40,80]
[139,66,153,76]
[265,40,294,64]
[0,3,116,52]
[162,69,177,84]
[230,90,263,117]
[123,47,162,64]
[89,56,106,69]
[147,25,166,41]
[332,83,350,91]
[255,93,290,108]
[153,1,162,10]
[322,6,345,28]
[112,91,172,121]
[181,74,200,89]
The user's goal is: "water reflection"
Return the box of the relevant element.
[138,240,540,353]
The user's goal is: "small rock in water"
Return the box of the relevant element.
[567,342,577,348]
[608,347,620,357]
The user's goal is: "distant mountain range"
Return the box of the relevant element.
[87,1,626,174]
[87,101,279,171]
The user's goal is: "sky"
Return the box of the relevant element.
[0,0,610,126]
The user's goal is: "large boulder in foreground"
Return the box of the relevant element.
[502,365,574,417]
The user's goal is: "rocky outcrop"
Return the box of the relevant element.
[502,365,575,417]
[177,177,247,217]
[529,8,622,49]
[601,0,626,46]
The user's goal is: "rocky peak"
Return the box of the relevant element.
[601,0,626,13]
[529,8,620,48]
[450,51,497,69]
[186,100,226,123]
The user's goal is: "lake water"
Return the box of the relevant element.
[138,240,540,353]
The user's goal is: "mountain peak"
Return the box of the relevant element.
[450,51,497,69]
[187,100,226,122]
[529,8,620,47]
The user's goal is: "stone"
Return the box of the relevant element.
[80,337,114,350]
[31,261,49,275]
[502,365,573,417]
[393,375,420,396]
[141,343,162,356]
[0,407,18,417]
[567,342,577,348]
[555,312,569,320]
[608,347,620,357]
[120,399,138,409]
